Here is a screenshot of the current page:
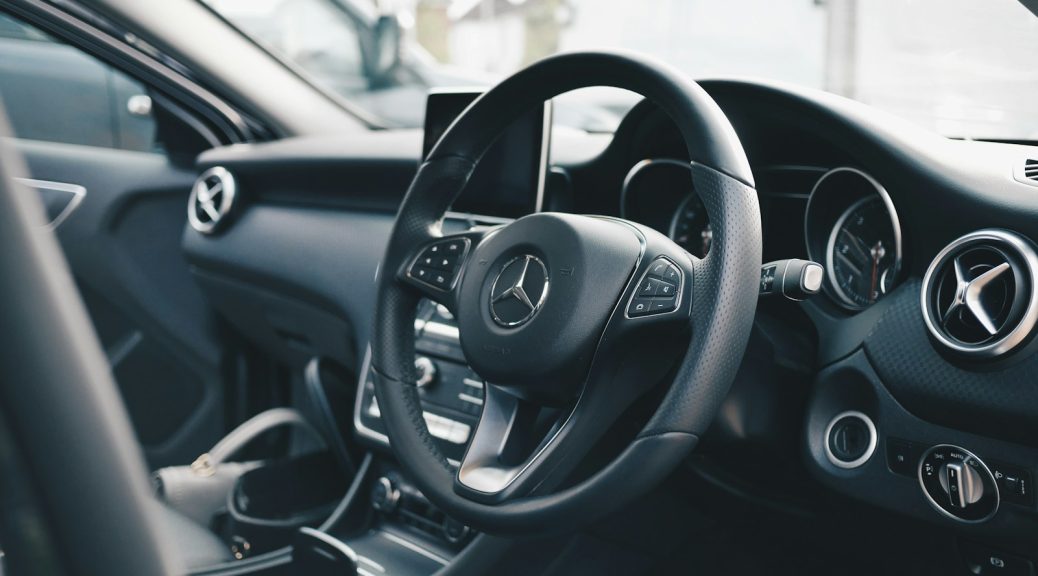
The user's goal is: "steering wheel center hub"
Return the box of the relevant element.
[456,213,642,398]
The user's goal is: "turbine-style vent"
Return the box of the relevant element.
[922,230,1038,360]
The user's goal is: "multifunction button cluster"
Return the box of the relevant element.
[409,238,469,290]
[628,257,684,317]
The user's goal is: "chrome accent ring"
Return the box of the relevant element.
[921,229,1038,359]
[806,166,903,311]
[188,166,237,234]
[917,444,1000,524]
[823,410,877,470]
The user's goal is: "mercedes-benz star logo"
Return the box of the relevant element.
[489,255,550,327]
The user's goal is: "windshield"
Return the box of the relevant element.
[204,0,1038,139]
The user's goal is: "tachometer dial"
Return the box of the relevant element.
[827,197,899,309]
[669,193,712,258]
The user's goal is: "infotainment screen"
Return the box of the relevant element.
[422,89,550,219]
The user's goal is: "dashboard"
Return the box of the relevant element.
[181,79,1038,568]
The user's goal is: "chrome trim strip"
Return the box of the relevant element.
[296,527,358,564]
[354,346,391,446]
[16,177,86,230]
[379,531,449,566]
[534,100,552,214]
[422,321,460,341]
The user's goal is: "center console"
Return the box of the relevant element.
[348,89,553,563]
[354,299,483,465]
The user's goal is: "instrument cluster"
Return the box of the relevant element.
[622,160,902,312]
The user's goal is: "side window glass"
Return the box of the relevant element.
[204,0,368,93]
[0,12,158,152]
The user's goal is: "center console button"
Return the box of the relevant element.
[961,541,1034,576]
[414,356,437,389]
[371,476,401,513]
[886,437,924,478]
[988,461,1034,507]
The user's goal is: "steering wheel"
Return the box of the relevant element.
[373,51,761,534]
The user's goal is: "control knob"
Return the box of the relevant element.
[414,356,437,389]
[371,476,401,514]
[919,444,999,523]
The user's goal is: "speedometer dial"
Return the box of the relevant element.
[827,197,900,309]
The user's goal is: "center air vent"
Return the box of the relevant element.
[188,166,237,234]
[922,230,1038,360]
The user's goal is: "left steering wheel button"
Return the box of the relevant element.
[413,267,432,281]
[429,270,451,288]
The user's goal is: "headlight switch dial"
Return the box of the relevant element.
[919,444,999,523]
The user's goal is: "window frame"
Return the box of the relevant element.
[2,0,260,146]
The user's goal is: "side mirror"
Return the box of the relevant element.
[364,15,402,86]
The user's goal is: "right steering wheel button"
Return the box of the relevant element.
[655,280,677,298]
[661,263,681,283]
[649,299,677,313]
[628,297,653,316]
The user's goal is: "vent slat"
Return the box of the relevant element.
[922,230,1038,360]
[1020,160,1038,183]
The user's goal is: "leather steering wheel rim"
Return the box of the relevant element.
[372,51,761,535]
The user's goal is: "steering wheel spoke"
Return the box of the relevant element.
[455,233,697,503]
[455,384,553,500]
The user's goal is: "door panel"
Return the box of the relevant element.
[15,139,226,468]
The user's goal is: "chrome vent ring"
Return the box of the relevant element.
[921,229,1038,360]
[188,166,236,234]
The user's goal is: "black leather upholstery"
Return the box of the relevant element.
[155,504,233,570]
[0,114,180,574]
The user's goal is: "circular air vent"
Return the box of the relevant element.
[188,166,236,234]
[921,229,1038,359]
